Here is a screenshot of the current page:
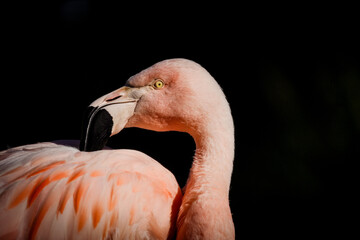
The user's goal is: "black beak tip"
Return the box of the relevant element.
[80,106,113,152]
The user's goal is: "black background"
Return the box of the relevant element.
[1,1,359,238]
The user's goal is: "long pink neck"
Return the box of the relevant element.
[176,102,235,239]
[188,120,234,198]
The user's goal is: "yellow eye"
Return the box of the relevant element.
[153,79,164,89]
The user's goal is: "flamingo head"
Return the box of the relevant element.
[80,58,228,151]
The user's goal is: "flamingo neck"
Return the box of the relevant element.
[176,106,235,238]
[187,115,234,198]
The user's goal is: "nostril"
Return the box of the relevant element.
[106,95,122,102]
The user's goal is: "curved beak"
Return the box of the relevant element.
[79,86,145,151]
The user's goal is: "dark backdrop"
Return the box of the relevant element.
[2,1,358,238]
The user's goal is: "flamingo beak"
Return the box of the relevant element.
[80,86,146,151]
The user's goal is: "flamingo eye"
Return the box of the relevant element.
[153,79,164,89]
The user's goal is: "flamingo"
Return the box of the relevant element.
[0,58,235,239]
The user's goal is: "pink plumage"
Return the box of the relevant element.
[0,143,181,239]
[0,59,235,239]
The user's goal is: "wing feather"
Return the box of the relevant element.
[0,143,181,240]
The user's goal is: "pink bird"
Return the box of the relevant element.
[0,59,235,239]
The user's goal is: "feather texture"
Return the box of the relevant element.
[0,143,181,240]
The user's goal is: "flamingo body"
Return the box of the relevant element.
[0,143,181,239]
